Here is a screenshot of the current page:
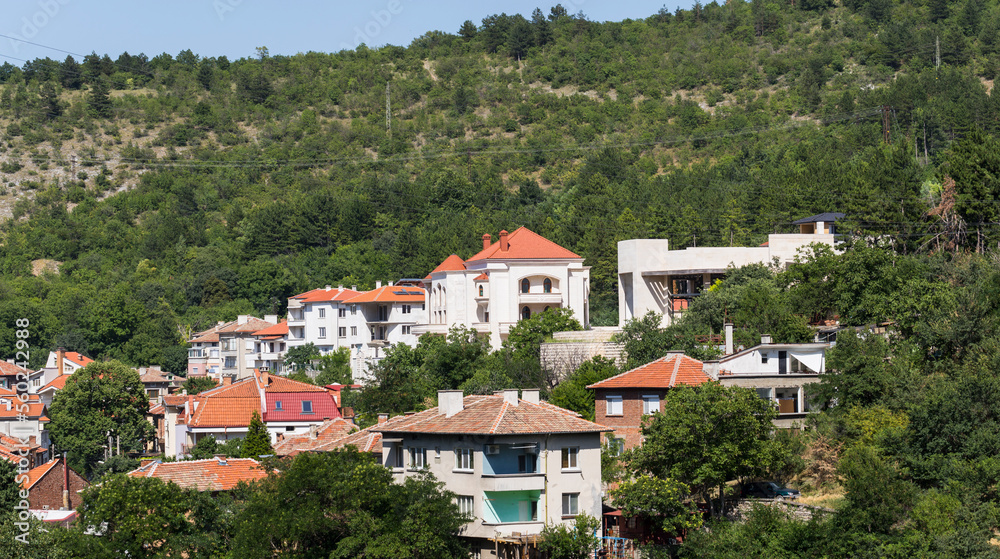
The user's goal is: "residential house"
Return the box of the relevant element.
[28,349,94,392]
[286,285,362,355]
[273,417,358,456]
[137,366,182,402]
[417,228,591,349]
[704,331,829,428]
[618,212,843,327]
[187,324,223,377]
[588,352,712,450]
[127,457,269,492]
[218,315,278,381]
[251,320,289,374]
[162,370,339,458]
[342,282,426,380]
[0,361,30,391]
[0,387,50,449]
[371,389,608,557]
[21,457,88,512]
[0,433,47,469]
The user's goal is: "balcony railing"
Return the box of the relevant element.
[518,293,563,305]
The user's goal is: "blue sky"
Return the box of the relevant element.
[1,1,690,64]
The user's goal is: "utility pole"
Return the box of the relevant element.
[385,82,391,138]
[935,36,940,71]
[882,105,891,144]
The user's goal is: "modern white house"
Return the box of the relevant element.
[704,331,830,428]
[618,213,843,327]
[286,286,362,355]
[371,389,608,557]
[416,227,591,349]
[341,283,427,380]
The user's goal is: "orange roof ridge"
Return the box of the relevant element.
[429,254,466,274]
[465,227,581,262]
[490,401,510,434]
[587,353,710,390]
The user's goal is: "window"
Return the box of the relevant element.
[318,327,327,339]
[643,395,660,415]
[192,367,199,374]
[318,308,326,318]
[521,278,530,293]
[32,378,40,387]
[302,401,313,413]
[521,307,531,320]
[338,307,345,318]
[351,305,357,315]
[455,448,474,471]
[402,304,411,314]
[224,357,236,368]
[606,395,623,416]
[351,326,357,336]
[275,401,283,411]
[561,447,579,470]
[761,352,769,364]
[393,445,404,468]
[607,436,624,456]
[408,447,427,469]
[479,285,484,297]
[543,278,552,293]
[518,454,537,473]
[338,327,346,338]
[562,493,579,516]
[457,495,474,517]
[402,325,412,335]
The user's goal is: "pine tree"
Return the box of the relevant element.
[242,410,273,458]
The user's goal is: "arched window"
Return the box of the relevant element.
[479,285,484,297]
[543,278,552,293]
[521,278,530,293]
[521,307,531,320]
[544,306,550,312]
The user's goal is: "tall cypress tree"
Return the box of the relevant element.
[242,410,273,458]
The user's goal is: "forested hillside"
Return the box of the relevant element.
[2,0,1000,371]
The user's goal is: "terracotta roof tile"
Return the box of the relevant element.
[0,402,46,419]
[127,458,269,491]
[587,353,711,389]
[343,285,425,304]
[253,320,288,337]
[23,459,61,489]
[0,362,30,377]
[138,368,179,384]
[273,418,357,456]
[474,273,489,281]
[372,394,609,436]
[190,332,220,343]
[217,317,276,333]
[39,375,69,392]
[429,254,466,275]
[63,352,94,367]
[291,287,362,303]
[465,227,581,262]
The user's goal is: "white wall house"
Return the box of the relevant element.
[286,286,362,355]
[416,227,590,349]
[619,213,843,327]
[704,334,830,428]
[372,389,607,558]
[342,283,426,381]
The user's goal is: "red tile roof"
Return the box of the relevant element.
[429,255,466,275]
[292,287,362,303]
[127,458,269,491]
[63,352,94,368]
[344,285,425,304]
[0,362,29,377]
[22,459,61,490]
[371,394,609,436]
[474,273,489,281]
[265,392,339,422]
[0,387,16,397]
[190,331,221,343]
[0,401,46,420]
[273,418,357,456]
[187,373,337,428]
[39,375,69,392]
[253,320,288,337]
[465,227,581,262]
[587,353,711,389]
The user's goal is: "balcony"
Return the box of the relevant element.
[413,324,448,336]
[480,474,546,492]
[482,490,542,526]
[471,322,490,334]
[518,292,563,305]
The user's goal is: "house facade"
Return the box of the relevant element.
[21,457,88,512]
[187,325,223,377]
[705,336,829,428]
[218,315,278,380]
[416,227,591,349]
[342,283,426,380]
[588,352,712,450]
[372,389,608,557]
[618,213,843,327]
[286,286,362,355]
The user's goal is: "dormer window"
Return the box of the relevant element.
[302,401,313,413]
[275,401,283,411]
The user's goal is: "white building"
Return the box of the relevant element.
[342,283,426,380]
[372,389,607,557]
[416,227,591,348]
[618,213,843,327]
[704,331,830,428]
[286,285,362,355]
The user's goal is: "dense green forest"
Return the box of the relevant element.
[2,0,1000,369]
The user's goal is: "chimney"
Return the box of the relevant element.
[237,315,249,325]
[264,315,277,324]
[438,390,464,418]
[222,376,232,386]
[338,285,343,289]
[351,285,358,291]
[260,371,269,385]
[521,389,539,405]
[325,285,332,291]
[378,413,389,424]
[62,454,69,510]
[57,347,65,376]
[500,389,518,406]
[724,323,734,355]
[309,424,319,439]
[499,230,509,252]
[482,233,492,250]
[139,458,156,468]
[376,281,382,289]
[389,281,394,286]
[760,334,772,345]
[215,455,228,465]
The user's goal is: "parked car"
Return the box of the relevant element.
[740,481,800,500]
